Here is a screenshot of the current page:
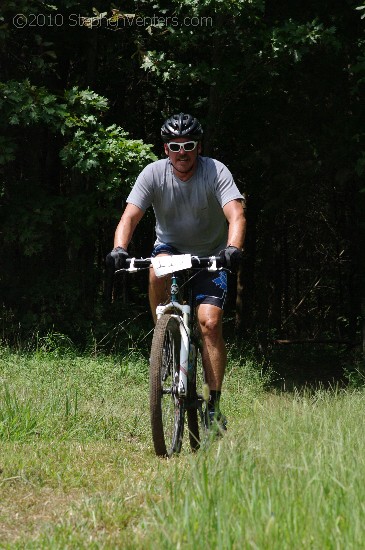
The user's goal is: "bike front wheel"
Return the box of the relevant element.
[150,314,184,457]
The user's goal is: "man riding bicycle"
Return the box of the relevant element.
[109,112,246,429]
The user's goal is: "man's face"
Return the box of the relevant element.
[164,137,202,177]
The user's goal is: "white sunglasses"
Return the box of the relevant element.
[166,141,198,152]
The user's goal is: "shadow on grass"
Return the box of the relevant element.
[226,334,362,392]
[263,343,357,392]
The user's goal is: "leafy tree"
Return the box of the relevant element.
[1,0,364,360]
[0,79,156,337]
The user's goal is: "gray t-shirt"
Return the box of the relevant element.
[127,156,244,256]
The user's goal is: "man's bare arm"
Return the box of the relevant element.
[223,199,246,249]
[114,203,145,249]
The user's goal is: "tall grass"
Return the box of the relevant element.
[1,342,365,548]
[0,345,150,443]
[145,388,365,549]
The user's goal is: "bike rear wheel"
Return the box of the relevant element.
[187,342,201,451]
[150,314,184,457]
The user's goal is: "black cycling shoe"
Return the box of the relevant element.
[208,409,227,434]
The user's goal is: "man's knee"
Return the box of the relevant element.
[149,267,159,287]
[149,269,168,291]
[198,306,223,337]
[149,267,171,308]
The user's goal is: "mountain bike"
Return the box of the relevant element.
[107,253,226,457]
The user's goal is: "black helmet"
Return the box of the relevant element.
[161,112,203,142]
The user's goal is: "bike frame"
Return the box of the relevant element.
[113,254,223,405]
[156,277,191,398]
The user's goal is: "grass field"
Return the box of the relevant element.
[1,341,365,549]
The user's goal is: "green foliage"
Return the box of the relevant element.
[0,78,156,334]
[269,19,339,61]
[0,80,156,183]
[60,124,156,192]
[139,3,340,89]
[0,80,67,128]
[35,331,77,358]
[0,0,364,354]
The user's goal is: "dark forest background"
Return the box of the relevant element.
[1,1,365,369]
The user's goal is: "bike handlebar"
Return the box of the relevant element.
[120,255,225,270]
[104,254,225,304]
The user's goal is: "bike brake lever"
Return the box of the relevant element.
[207,256,217,271]
[127,257,138,272]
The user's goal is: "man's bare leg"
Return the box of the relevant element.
[149,260,171,323]
[197,303,227,391]
[149,274,227,387]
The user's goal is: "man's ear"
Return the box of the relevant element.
[164,143,169,156]
[198,142,202,154]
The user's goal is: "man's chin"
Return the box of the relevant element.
[174,161,192,173]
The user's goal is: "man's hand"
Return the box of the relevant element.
[219,245,243,271]
[106,247,129,270]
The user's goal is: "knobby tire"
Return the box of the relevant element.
[150,314,184,457]
[186,343,201,451]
